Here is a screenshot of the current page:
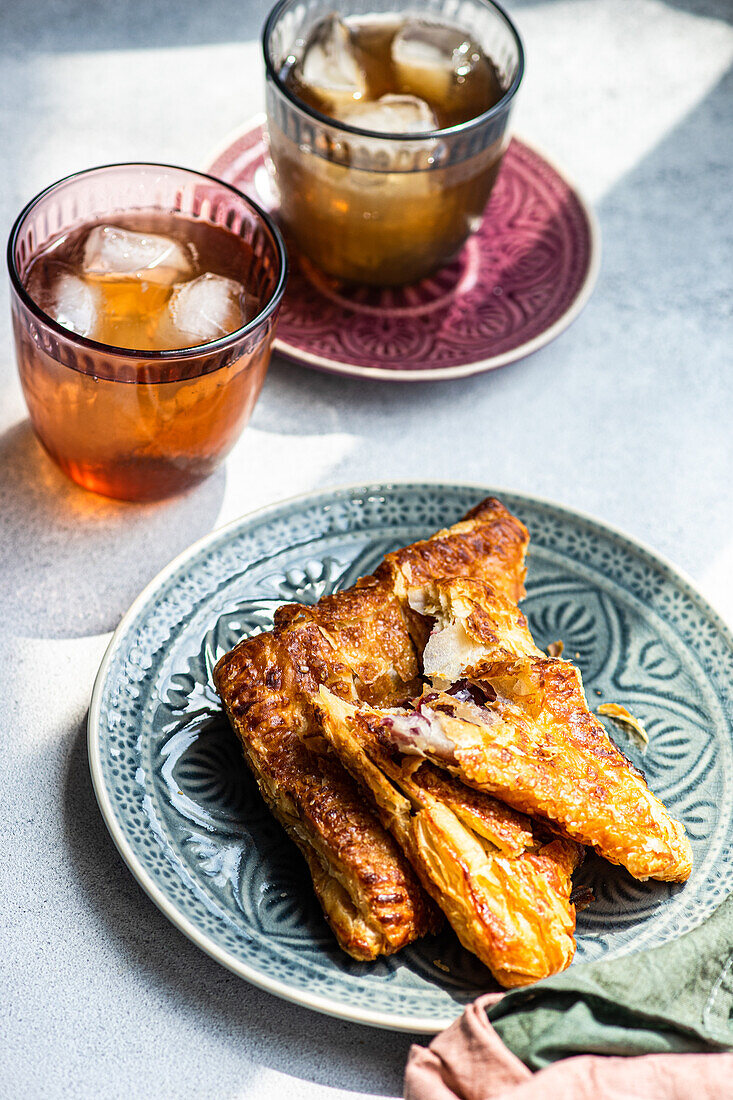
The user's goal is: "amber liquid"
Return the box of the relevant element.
[17,213,270,501]
[285,17,504,129]
[272,14,507,285]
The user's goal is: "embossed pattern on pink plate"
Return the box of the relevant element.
[206,118,600,382]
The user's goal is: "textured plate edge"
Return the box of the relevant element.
[203,120,602,383]
[87,647,453,1033]
[87,479,733,1033]
[89,481,486,1033]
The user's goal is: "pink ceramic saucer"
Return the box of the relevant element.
[206,116,600,382]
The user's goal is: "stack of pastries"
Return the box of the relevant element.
[213,498,692,988]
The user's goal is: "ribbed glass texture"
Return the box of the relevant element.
[8,164,287,500]
[263,0,523,283]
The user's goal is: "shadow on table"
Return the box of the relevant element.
[254,316,543,436]
[661,0,732,20]
[63,716,418,1096]
[0,421,225,641]
[15,0,728,56]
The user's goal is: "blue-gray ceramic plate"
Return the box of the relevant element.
[88,483,733,1032]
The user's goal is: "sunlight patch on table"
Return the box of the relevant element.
[15,41,262,191]
[515,0,733,200]
[216,426,360,526]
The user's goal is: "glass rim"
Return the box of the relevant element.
[6,161,289,362]
[262,0,525,143]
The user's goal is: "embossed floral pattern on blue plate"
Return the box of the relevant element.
[88,483,733,1032]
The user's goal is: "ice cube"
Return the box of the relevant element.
[338,94,438,135]
[300,14,367,111]
[392,21,486,105]
[160,273,247,348]
[332,95,439,174]
[48,273,98,338]
[83,225,195,285]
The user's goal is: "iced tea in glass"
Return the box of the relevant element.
[8,165,287,501]
[263,0,523,285]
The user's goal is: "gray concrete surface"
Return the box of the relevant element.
[1,1,731,1097]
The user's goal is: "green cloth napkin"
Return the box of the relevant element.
[487,892,733,1071]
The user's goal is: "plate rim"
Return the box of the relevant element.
[204,118,602,383]
[87,480,733,1032]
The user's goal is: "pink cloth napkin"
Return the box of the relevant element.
[403,994,733,1100]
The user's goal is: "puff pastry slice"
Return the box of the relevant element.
[374,576,693,883]
[213,630,439,960]
[314,686,582,988]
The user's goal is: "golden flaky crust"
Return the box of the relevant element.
[213,631,438,960]
[418,666,692,882]
[315,688,581,988]
[377,497,529,606]
[398,576,693,883]
[410,576,543,686]
[274,573,421,706]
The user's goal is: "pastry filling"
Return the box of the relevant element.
[379,708,457,762]
[422,619,487,687]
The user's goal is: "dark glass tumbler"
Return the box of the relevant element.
[263,0,524,285]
